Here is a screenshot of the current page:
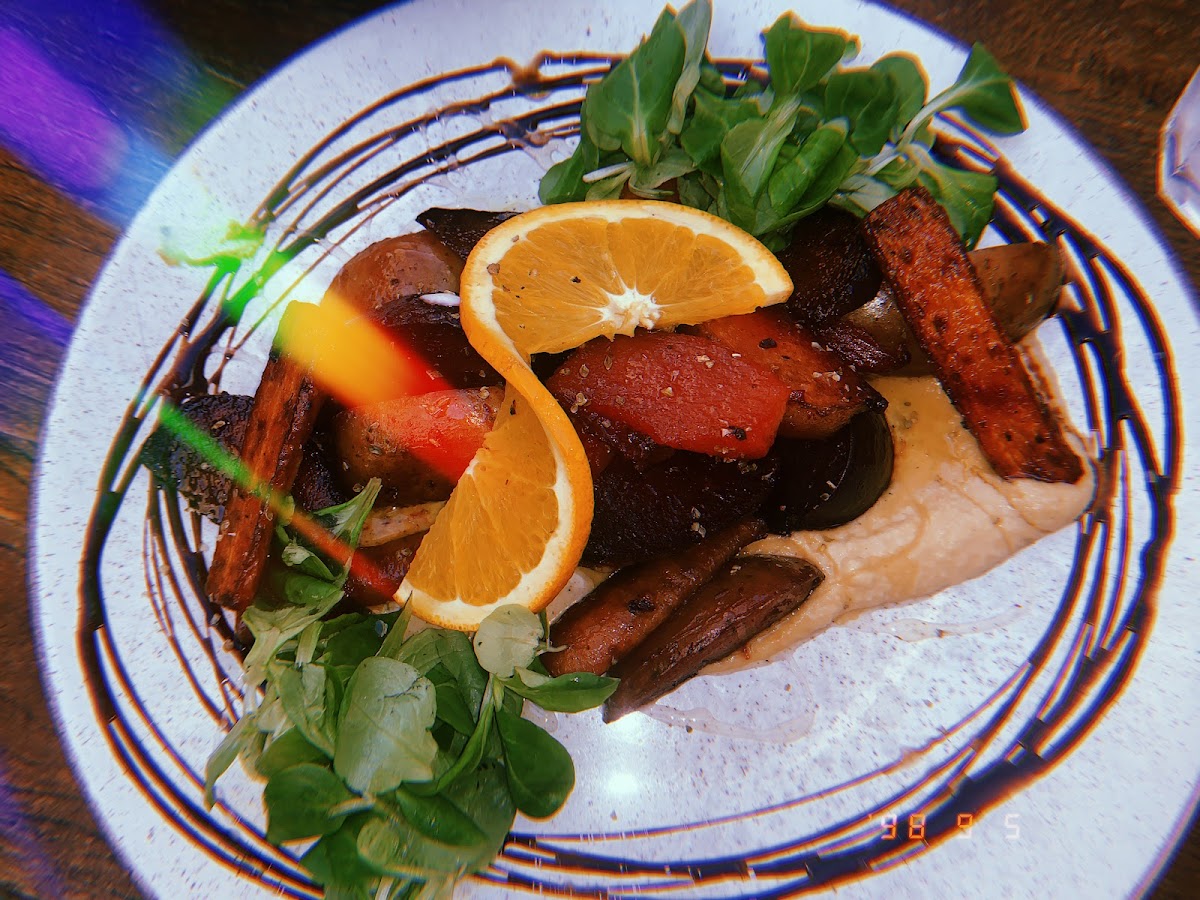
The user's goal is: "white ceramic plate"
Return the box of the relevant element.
[30,1,1200,897]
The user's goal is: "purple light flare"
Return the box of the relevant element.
[0,27,129,195]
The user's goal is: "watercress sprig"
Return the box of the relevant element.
[540,0,1025,250]
[204,485,616,900]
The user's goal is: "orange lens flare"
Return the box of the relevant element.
[276,293,448,407]
[276,294,486,484]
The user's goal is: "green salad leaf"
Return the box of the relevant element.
[255,727,328,779]
[334,657,438,794]
[503,666,619,713]
[205,479,614,899]
[668,0,713,134]
[264,763,355,843]
[764,13,856,96]
[496,707,575,819]
[583,6,687,166]
[539,0,1025,249]
[873,54,928,134]
[472,604,542,678]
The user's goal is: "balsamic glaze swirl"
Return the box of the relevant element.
[76,55,1180,897]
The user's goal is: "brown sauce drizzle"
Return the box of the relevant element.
[74,54,1181,898]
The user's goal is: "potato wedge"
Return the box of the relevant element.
[326,232,463,314]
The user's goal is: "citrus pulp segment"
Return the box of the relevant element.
[402,388,591,630]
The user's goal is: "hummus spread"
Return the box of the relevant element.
[707,373,1095,672]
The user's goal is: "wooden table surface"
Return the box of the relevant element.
[0,1,1196,897]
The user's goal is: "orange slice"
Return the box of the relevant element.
[399,200,792,630]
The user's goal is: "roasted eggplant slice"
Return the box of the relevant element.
[416,207,518,260]
[585,452,779,568]
[603,554,823,722]
[861,187,1082,483]
[546,517,766,677]
[765,409,894,533]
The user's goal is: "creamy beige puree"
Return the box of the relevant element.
[707,373,1094,673]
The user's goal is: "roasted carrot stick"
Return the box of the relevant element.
[545,517,766,677]
[861,187,1082,483]
[205,304,326,612]
[603,554,823,722]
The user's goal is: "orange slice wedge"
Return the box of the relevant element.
[399,200,792,630]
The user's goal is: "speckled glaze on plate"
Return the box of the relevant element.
[29,1,1200,897]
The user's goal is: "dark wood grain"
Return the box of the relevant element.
[0,1,1196,898]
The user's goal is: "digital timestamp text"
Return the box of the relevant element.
[880,813,1022,840]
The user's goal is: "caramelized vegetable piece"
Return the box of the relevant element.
[206,305,327,612]
[841,241,1064,376]
[603,555,823,721]
[695,308,885,440]
[766,409,894,533]
[326,232,463,314]
[813,317,911,374]
[970,242,1064,338]
[333,387,502,505]
[416,207,518,260]
[566,407,672,475]
[374,295,500,390]
[342,535,423,610]
[586,452,778,568]
[862,188,1082,482]
[359,501,444,548]
[292,427,351,513]
[569,413,618,475]
[140,392,252,522]
[545,517,766,677]
[777,207,883,326]
[547,333,789,459]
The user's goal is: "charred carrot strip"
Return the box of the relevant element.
[545,517,766,678]
[206,304,327,612]
[861,187,1082,483]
